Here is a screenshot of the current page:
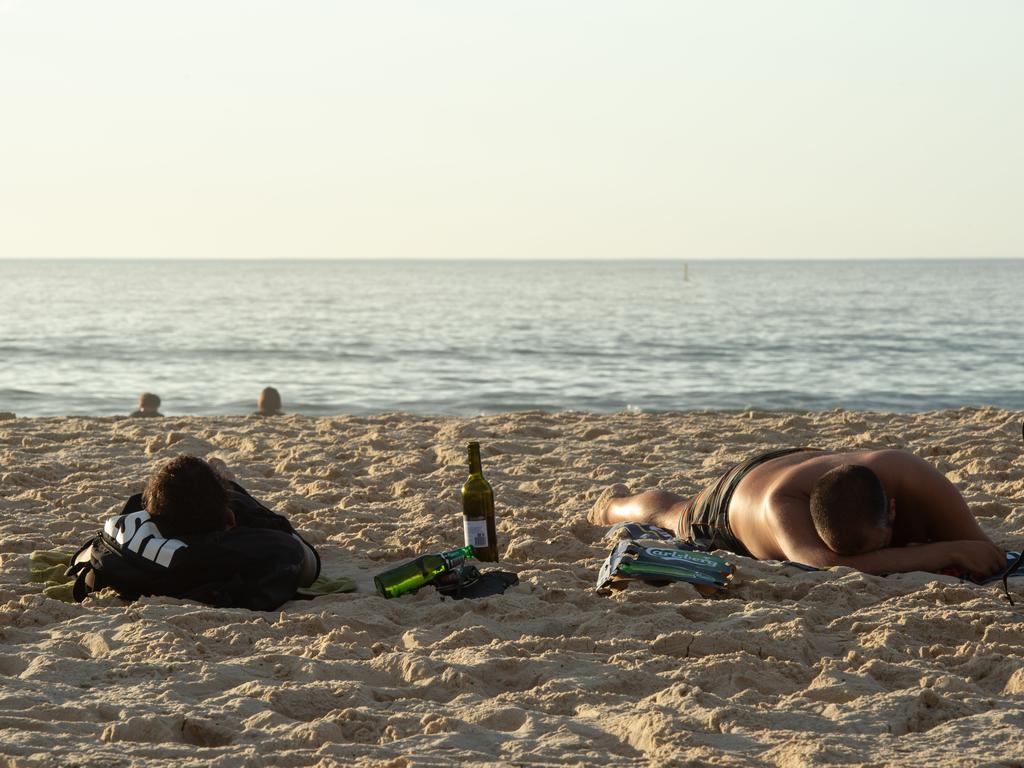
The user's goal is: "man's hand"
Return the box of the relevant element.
[948,540,1006,578]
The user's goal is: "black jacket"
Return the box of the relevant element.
[68,482,320,611]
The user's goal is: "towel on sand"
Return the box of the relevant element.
[30,549,76,602]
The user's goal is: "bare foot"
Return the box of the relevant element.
[588,483,631,525]
[207,457,236,484]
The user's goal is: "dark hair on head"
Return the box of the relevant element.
[257,386,282,416]
[809,464,889,555]
[143,455,230,537]
[139,392,161,410]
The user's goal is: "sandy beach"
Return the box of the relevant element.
[1,408,1022,767]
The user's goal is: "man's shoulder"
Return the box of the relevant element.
[759,448,916,502]
[857,449,944,501]
[859,448,930,471]
[851,447,914,461]
[747,447,927,509]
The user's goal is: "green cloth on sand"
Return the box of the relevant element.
[30,549,76,603]
[30,549,357,603]
[297,574,358,598]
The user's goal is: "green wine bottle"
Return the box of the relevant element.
[462,442,499,562]
[374,545,474,599]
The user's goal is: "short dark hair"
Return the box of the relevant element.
[257,386,282,416]
[139,392,161,410]
[809,464,889,555]
[143,455,231,537]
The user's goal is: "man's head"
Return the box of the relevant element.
[138,392,161,413]
[143,455,233,537]
[257,386,282,416]
[810,464,893,555]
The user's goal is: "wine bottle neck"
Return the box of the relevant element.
[467,443,483,475]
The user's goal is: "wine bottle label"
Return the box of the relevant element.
[463,519,489,548]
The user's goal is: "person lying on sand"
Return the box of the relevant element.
[146,456,319,586]
[590,448,1006,577]
[69,455,320,608]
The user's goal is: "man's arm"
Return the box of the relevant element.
[785,539,1004,576]
[884,450,992,543]
[765,497,1005,576]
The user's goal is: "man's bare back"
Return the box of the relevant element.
[591,448,1005,577]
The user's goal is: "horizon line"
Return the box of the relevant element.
[1,256,1022,263]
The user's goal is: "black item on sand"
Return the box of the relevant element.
[434,565,519,599]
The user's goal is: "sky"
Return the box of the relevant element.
[0,1,1021,260]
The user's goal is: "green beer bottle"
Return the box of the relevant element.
[374,545,475,599]
[462,442,499,562]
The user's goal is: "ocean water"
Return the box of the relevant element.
[0,259,1021,417]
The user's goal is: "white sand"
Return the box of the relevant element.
[1,409,1023,766]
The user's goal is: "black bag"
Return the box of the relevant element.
[68,483,320,612]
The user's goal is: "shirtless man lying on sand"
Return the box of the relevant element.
[590,448,1006,577]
